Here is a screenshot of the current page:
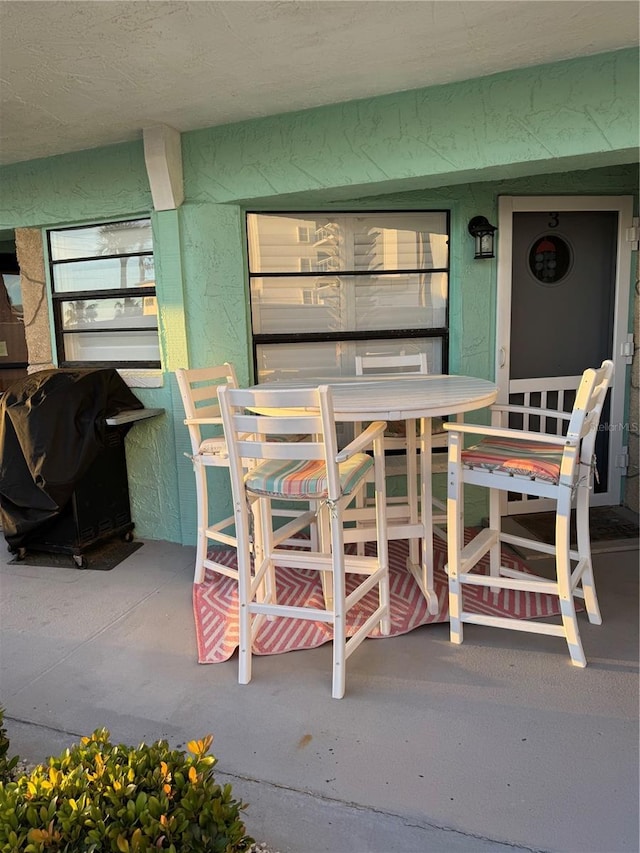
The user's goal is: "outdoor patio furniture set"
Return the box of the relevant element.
[176,357,614,697]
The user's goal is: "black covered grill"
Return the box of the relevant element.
[0,368,144,565]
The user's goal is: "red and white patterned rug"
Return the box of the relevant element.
[193,533,566,664]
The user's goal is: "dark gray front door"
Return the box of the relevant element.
[496,196,634,512]
[511,211,616,380]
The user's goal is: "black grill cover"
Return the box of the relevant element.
[0,368,143,549]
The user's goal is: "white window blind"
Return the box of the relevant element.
[48,218,160,368]
[247,211,449,381]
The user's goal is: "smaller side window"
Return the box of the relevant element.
[48,218,161,368]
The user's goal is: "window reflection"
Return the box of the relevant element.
[248,212,448,275]
[247,211,449,382]
[48,218,160,366]
[61,296,158,331]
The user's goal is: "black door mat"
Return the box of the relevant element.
[8,538,143,570]
[513,506,639,547]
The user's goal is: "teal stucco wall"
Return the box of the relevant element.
[0,49,637,543]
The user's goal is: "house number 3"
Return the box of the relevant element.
[548,212,559,228]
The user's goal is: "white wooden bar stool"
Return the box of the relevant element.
[176,364,240,584]
[177,364,315,585]
[444,360,614,666]
[219,383,390,699]
[353,352,448,558]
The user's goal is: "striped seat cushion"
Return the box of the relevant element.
[462,437,563,483]
[245,453,374,499]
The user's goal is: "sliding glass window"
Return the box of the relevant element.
[247,211,449,382]
[48,218,160,368]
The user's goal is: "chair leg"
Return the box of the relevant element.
[237,511,254,686]
[353,421,367,557]
[447,434,464,645]
[307,509,330,630]
[447,559,463,645]
[373,440,391,637]
[575,478,602,625]
[378,572,391,637]
[330,513,347,700]
[256,497,276,609]
[318,502,334,611]
[355,496,367,557]
[309,509,320,551]
[488,487,501,593]
[406,418,420,567]
[449,568,462,646]
[556,495,586,667]
[193,462,209,584]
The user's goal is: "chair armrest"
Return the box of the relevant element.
[491,403,572,421]
[184,417,222,426]
[336,420,387,461]
[443,421,577,447]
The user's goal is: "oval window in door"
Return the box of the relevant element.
[528,234,573,285]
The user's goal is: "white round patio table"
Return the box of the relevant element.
[254,374,498,614]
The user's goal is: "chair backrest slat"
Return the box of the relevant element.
[188,402,222,420]
[220,384,343,498]
[575,360,614,463]
[175,363,238,454]
[556,360,613,471]
[355,352,428,375]
[235,412,323,435]
[190,385,224,405]
[235,440,325,462]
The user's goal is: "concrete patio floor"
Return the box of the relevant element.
[0,533,638,853]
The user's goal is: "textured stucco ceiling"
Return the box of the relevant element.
[0,0,638,166]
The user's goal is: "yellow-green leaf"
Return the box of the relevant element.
[28,828,49,842]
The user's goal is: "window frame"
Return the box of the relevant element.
[246,209,450,380]
[47,217,161,369]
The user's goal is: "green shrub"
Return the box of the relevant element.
[0,728,253,852]
[0,708,19,784]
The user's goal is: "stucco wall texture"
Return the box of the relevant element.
[2,49,639,543]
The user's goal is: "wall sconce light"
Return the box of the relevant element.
[468,216,497,259]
